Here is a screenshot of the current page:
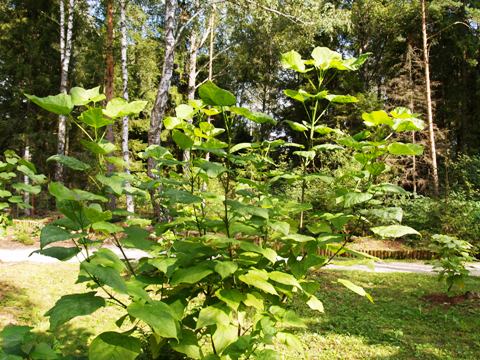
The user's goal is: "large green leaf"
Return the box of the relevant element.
[80,140,116,155]
[239,269,278,295]
[0,189,12,198]
[311,47,342,69]
[230,106,276,124]
[127,301,179,339]
[81,262,127,293]
[40,224,85,248]
[96,174,125,195]
[84,204,112,224]
[45,292,105,330]
[283,89,327,102]
[196,304,230,329]
[281,50,306,72]
[269,271,301,289]
[0,325,33,352]
[213,323,238,353]
[49,182,108,202]
[338,279,373,303]
[195,160,228,177]
[282,233,316,243]
[122,226,152,250]
[170,263,214,285]
[11,183,41,195]
[341,192,373,207]
[284,120,308,132]
[175,104,195,119]
[164,116,182,130]
[387,142,424,156]
[102,98,148,119]
[47,155,90,171]
[79,108,113,129]
[392,118,424,132]
[198,81,236,106]
[37,247,80,261]
[25,93,73,115]
[325,94,358,103]
[70,86,105,106]
[362,111,394,127]
[306,295,324,312]
[92,221,123,234]
[30,342,59,360]
[371,225,420,238]
[172,130,194,150]
[214,261,238,279]
[215,289,245,311]
[164,189,201,204]
[170,330,201,359]
[88,332,142,360]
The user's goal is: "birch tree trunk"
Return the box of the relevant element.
[23,143,31,216]
[183,0,200,166]
[421,0,439,196]
[56,0,75,182]
[147,0,177,176]
[120,0,134,213]
[205,4,215,162]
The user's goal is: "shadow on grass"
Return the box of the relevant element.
[1,280,93,359]
[301,271,480,360]
[0,280,38,327]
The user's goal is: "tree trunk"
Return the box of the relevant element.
[148,0,177,219]
[105,0,116,209]
[148,0,177,176]
[56,0,75,182]
[421,0,439,196]
[120,0,134,213]
[105,0,115,136]
[183,0,199,167]
[407,39,417,195]
[205,4,215,162]
[23,143,31,216]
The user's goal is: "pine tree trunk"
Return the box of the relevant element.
[56,0,75,182]
[105,0,116,209]
[120,0,134,213]
[421,0,439,196]
[407,39,417,195]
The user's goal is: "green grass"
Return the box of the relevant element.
[0,263,122,357]
[1,263,479,359]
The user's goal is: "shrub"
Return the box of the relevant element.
[401,194,480,252]
[429,234,474,294]
[21,48,425,359]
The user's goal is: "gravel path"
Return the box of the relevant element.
[0,247,149,264]
[326,262,480,276]
[1,246,480,276]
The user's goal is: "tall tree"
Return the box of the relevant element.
[120,0,134,213]
[104,0,116,209]
[57,0,75,182]
[421,0,439,196]
[148,0,177,176]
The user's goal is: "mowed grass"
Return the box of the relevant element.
[1,263,479,359]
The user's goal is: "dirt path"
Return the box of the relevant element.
[1,246,480,276]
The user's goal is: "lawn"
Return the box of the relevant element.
[0,262,479,359]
